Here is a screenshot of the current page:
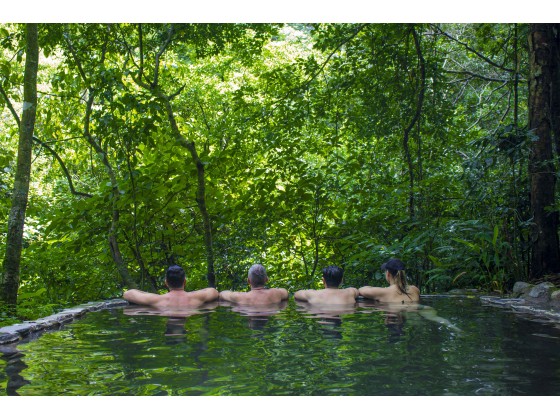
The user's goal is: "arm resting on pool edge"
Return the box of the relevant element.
[219,290,240,303]
[358,286,386,301]
[193,287,219,302]
[123,289,162,305]
[294,290,311,301]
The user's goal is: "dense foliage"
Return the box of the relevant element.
[1,23,558,324]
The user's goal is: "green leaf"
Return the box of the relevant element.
[0,60,10,77]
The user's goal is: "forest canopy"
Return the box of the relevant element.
[1,23,559,323]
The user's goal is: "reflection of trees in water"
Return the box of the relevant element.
[295,301,357,341]
[164,317,188,345]
[357,299,461,339]
[247,316,270,331]
[122,304,218,394]
[317,316,343,340]
[227,301,288,332]
[384,311,406,343]
[0,346,30,395]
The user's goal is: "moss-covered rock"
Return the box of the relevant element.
[512,281,532,296]
[527,282,555,301]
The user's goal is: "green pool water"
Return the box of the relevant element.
[1,296,560,396]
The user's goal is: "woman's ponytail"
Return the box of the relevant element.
[394,269,410,297]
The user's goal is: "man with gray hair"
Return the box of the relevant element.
[219,264,288,305]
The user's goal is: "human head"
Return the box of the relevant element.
[322,265,344,288]
[381,258,405,277]
[381,258,408,294]
[166,265,186,289]
[248,264,268,288]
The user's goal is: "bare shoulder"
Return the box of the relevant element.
[294,288,315,301]
[408,285,421,298]
[273,288,289,299]
[200,287,219,299]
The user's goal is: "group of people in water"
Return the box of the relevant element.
[122,258,420,309]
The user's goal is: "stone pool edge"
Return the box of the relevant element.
[0,298,130,346]
[479,296,560,322]
[3,292,560,348]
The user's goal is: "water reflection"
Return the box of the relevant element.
[357,299,462,340]
[122,301,219,319]
[0,344,30,396]
[221,301,288,331]
[123,301,219,344]
[7,297,560,395]
[295,302,357,340]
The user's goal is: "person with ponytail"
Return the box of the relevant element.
[359,258,420,303]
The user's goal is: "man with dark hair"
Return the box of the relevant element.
[294,265,358,305]
[219,264,288,305]
[123,265,218,308]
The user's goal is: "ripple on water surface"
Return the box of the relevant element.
[2,298,560,395]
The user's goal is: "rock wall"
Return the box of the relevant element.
[0,299,129,347]
[480,281,560,322]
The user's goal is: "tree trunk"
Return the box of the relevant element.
[0,24,39,306]
[83,94,137,289]
[528,23,560,279]
[62,30,137,290]
[551,24,560,157]
[159,93,216,288]
[403,25,426,220]
[132,25,216,289]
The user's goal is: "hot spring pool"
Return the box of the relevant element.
[1,296,560,396]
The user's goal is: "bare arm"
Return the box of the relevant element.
[294,289,310,301]
[123,289,161,306]
[358,286,386,301]
[194,287,219,302]
[220,290,241,303]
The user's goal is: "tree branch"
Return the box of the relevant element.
[432,25,515,73]
[63,30,90,87]
[33,136,93,198]
[301,23,368,90]
[168,84,185,100]
[442,69,514,83]
[152,24,176,88]
[138,24,146,86]
[0,82,21,127]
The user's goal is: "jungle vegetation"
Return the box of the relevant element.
[1,23,559,324]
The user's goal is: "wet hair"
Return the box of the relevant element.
[381,258,409,297]
[166,265,186,289]
[322,265,344,288]
[248,264,268,287]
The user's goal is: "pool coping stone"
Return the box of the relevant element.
[0,299,130,347]
[3,292,560,349]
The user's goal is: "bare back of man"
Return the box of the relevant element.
[123,264,218,309]
[123,288,219,309]
[219,264,288,306]
[294,288,358,305]
[220,288,288,306]
[294,265,358,306]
